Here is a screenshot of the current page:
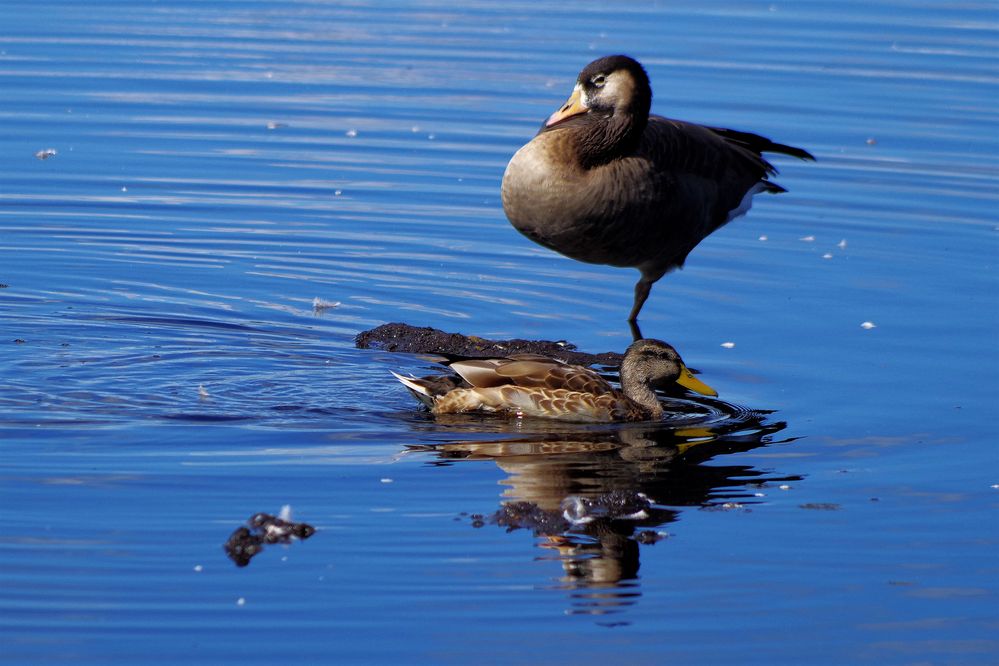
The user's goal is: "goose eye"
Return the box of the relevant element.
[591,74,607,87]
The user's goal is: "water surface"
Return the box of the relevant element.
[2,1,997,663]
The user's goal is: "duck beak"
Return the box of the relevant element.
[676,363,718,397]
[545,84,588,127]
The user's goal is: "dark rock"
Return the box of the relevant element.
[355,322,623,367]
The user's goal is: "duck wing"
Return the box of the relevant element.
[449,357,619,396]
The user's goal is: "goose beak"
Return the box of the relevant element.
[676,364,718,397]
[546,85,588,127]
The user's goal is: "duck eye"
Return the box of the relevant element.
[591,74,607,87]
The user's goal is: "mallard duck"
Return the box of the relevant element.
[501,55,814,325]
[392,338,716,423]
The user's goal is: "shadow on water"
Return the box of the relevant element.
[405,398,800,618]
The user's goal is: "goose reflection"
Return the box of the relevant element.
[409,402,799,617]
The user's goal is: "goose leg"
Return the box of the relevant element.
[628,278,653,324]
[628,318,644,342]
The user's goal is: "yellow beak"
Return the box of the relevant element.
[545,85,588,127]
[676,363,718,397]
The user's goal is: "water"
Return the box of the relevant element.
[2,1,997,663]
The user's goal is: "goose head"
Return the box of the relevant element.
[543,55,653,165]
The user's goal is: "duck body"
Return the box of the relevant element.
[392,338,716,423]
[501,55,814,322]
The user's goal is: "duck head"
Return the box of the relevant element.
[621,338,717,401]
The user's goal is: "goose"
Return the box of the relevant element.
[392,338,716,423]
[501,55,814,328]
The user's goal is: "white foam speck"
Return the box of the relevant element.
[799,235,815,242]
[313,297,340,311]
[721,341,735,349]
[861,321,876,329]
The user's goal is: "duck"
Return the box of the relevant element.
[391,338,716,423]
[501,55,814,328]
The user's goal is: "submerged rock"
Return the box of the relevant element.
[355,322,623,367]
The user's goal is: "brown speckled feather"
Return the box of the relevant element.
[450,356,618,396]
[393,338,718,423]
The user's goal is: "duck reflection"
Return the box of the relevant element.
[410,403,799,616]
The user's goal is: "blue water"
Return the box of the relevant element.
[2,1,997,663]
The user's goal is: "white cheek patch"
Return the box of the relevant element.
[577,83,590,109]
[603,72,635,109]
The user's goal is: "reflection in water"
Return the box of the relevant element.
[410,399,800,617]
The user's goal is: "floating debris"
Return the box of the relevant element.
[193,564,203,572]
[866,137,877,145]
[800,503,841,511]
[778,484,792,490]
[758,235,768,241]
[822,253,834,259]
[837,239,848,249]
[492,501,567,534]
[345,129,358,138]
[635,530,666,544]
[35,148,57,160]
[562,491,652,525]
[860,321,877,330]
[720,341,735,349]
[799,235,815,242]
[379,478,393,484]
[312,296,340,312]
[224,508,315,567]
[266,121,287,130]
[487,490,659,537]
